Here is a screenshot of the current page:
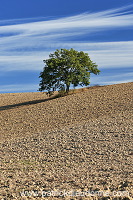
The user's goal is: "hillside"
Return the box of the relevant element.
[0,82,133,199]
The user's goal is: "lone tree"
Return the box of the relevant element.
[39,48,100,95]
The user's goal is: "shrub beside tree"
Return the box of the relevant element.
[39,48,100,96]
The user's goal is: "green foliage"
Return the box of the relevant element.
[39,48,100,95]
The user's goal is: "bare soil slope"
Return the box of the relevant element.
[0,82,133,200]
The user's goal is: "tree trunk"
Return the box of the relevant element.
[66,84,70,93]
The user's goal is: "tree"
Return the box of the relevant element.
[39,48,100,95]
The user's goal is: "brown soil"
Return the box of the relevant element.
[0,82,133,200]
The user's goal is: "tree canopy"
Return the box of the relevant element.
[39,48,100,95]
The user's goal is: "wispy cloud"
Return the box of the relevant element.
[0,4,133,72]
[0,41,133,71]
[0,4,133,36]
[89,71,133,86]
[0,84,38,93]
[97,80,133,85]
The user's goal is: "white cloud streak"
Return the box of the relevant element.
[0,4,133,36]
[0,41,133,71]
[0,84,38,93]
[0,5,133,72]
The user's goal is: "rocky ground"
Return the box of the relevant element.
[0,82,133,200]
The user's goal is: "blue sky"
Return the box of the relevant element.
[0,0,133,93]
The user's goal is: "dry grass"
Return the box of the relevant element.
[0,82,133,200]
